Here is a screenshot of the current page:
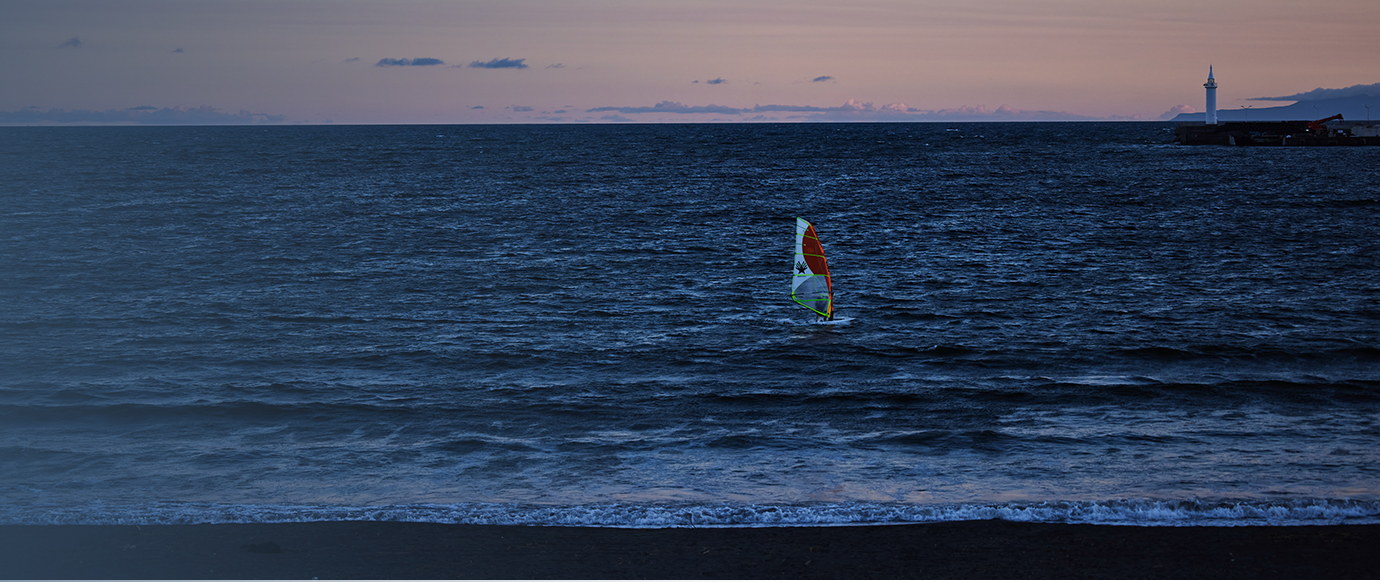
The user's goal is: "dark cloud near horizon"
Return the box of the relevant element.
[706,78,727,85]
[172,48,184,53]
[585,100,1092,121]
[511,106,534,112]
[754,104,828,112]
[588,102,854,115]
[469,58,528,69]
[812,76,834,82]
[59,37,82,48]
[588,101,742,115]
[0,105,285,125]
[1253,82,1380,101]
[376,57,445,67]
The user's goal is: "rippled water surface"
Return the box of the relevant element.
[2,123,1378,526]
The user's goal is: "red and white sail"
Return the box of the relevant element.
[791,217,833,318]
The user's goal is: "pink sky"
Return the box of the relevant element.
[3,0,1377,123]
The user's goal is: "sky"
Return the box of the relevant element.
[3,0,1378,124]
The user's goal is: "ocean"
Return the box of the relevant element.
[2,122,1378,528]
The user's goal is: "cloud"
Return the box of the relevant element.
[1252,82,1380,101]
[345,57,361,63]
[600,114,634,122]
[172,48,184,53]
[59,37,82,48]
[469,58,528,69]
[547,63,566,69]
[812,76,834,83]
[588,101,743,115]
[0,105,285,125]
[583,99,1093,121]
[1159,104,1195,120]
[802,99,914,120]
[510,106,534,112]
[753,104,829,113]
[767,101,1091,121]
[375,57,445,67]
[897,103,1091,121]
[706,78,727,85]
[471,105,485,109]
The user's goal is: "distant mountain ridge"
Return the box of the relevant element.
[1173,94,1380,123]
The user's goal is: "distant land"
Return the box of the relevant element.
[1173,94,1380,123]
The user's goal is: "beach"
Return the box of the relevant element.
[2,520,1377,579]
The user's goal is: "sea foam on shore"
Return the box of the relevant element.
[5,498,1378,528]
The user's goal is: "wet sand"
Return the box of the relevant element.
[2,520,1376,579]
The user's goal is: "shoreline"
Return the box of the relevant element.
[3,520,1377,579]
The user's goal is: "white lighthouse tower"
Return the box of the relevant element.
[1204,66,1218,124]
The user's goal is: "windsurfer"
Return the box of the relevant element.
[792,217,835,323]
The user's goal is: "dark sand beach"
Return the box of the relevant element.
[2,520,1376,579]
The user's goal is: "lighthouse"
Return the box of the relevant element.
[1204,66,1218,124]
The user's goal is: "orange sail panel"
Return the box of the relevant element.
[792,217,833,317]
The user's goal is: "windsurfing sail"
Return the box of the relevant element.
[791,217,834,318]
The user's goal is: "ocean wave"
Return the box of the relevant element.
[4,498,1378,528]
[5,124,1379,537]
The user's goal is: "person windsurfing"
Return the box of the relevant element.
[792,217,834,322]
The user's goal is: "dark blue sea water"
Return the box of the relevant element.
[2,123,1378,527]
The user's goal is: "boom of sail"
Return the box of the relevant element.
[791,217,834,318]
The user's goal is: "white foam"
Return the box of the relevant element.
[4,498,1378,528]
